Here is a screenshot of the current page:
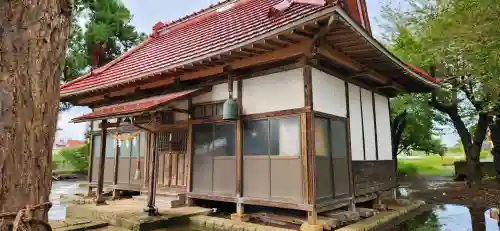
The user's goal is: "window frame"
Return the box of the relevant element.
[192,101,225,120]
[192,121,236,156]
[242,115,301,157]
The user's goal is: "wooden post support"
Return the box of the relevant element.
[96,120,107,204]
[87,121,94,196]
[144,131,159,216]
[112,119,121,199]
[231,74,249,222]
[303,65,318,225]
[345,82,356,211]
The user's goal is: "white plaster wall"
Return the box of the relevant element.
[348,84,364,161]
[192,81,238,104]
[361,89,376,160]
[375,94,392,160]
[242,69,304,115]
[169,99,189,121]
[92,118,118,131]
[311,69,347,118]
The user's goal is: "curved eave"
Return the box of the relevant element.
[333,8,439,90]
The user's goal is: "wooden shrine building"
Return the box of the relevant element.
[60,0,439,228]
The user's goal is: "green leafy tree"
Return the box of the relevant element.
[60,0,146,111]
[58,143,90,171]
[391,94,446,157]
[62,0,146,82]
[383,0,500,184]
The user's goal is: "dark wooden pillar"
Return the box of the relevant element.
[112,119,120,198]
[144,131,159,216]
[96,119,107,204]
[303,65,317,225]
[345,82,356,211]
[87,121,94,196]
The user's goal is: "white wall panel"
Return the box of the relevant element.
[375,94,392,160]
[242,69,304,114]
[311,69,347,117]
[170,99,189,121]
[192,81,238,104]
[348,84,364,161]
[361,89,376,160]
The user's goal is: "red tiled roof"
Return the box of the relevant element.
[61,0,329,96]
[72,88,201,122]
[66,140,85,148]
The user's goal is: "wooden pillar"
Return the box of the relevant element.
[231,74,249,222]
[186,98,194,205]
[112,119,121,199]
[303,65,317,225]
[144,131,151,188]
[96,119,107,204]
[144,131,159,216]
[345,82,356,211]
[87,121,94,196]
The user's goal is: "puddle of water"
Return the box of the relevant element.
[393,187,500,231]
[48,181,87,220]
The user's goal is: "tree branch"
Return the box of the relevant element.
[460,77,483,111]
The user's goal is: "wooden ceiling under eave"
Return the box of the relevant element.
[66,8,434,107]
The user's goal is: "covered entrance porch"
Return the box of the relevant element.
[73,88,210,213]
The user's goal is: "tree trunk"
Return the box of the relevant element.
[0,1,71,230]
[468,207,486,231]
[490,116,500,182]
[391,110,408,172]
[466,114,489,185]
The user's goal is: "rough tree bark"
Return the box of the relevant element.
[490,116,500,182]
[0,0,71,230]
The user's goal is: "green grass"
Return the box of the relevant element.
[398,155,461,177]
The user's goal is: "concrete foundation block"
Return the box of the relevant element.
[300,223,323,231]
[231,213,250,222]
[373,203,388,212]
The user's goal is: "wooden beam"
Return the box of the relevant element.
[140,78,175,90]
[179,66,224,81]
[277,34,299,44]
[169,108,190,114]
[317,43,362,72]
[79,95,105,104]
[319,43,405,91]
[109,87,136,97]
[180,42,310,82]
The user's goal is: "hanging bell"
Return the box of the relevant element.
[223,98,238,120]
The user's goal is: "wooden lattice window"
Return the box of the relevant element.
[157,130,188,152]
[192,102,224,119]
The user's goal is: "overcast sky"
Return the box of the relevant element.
[57,0,458,147]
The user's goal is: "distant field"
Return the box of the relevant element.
[398,151,492,177]
[398,155,462,177]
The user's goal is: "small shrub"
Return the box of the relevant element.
[398,161,418,176]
